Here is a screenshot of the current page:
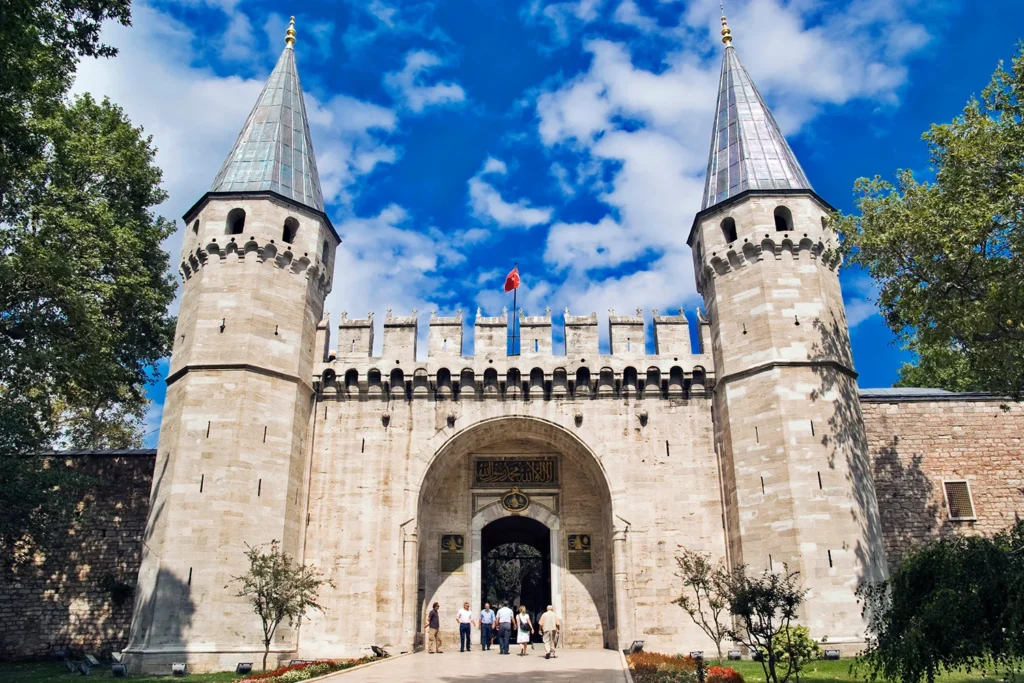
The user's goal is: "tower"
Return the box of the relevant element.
[124,19,339,673]
[688,14,887,647]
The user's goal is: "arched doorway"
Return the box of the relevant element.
[414,417,617,650]
[481,516,551,642]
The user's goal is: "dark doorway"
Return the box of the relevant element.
[482,516,551,642]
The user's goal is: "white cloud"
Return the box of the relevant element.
[525,0,606,42]
[532,0,934,320]
[468,158,554,229]
[385,50,467,113]
[844,275,880,329]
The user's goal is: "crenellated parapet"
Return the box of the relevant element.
[314,307,714,402]
[696,235,840,293]
[178,236,333,295]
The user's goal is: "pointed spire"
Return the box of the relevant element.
[209,16,325,212]
[701,8,811,210]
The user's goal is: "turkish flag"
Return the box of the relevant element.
[504,266,521,292]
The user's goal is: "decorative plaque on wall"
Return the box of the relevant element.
[473,456,559,488]
[440,534,464,573]
[567,533,593,572]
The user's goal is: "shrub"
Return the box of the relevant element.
[707,666,745,683]
[627,652,698,683]
[240,656,378,683]
[769,625,821,672]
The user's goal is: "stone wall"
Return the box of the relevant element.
[1,451,155,660]
[862,394,1024,569]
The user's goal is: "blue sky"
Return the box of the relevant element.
[71,0,1024,445]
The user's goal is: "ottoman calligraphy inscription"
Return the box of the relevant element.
[473,456,559,488]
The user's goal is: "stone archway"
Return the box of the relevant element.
[411,416,619,650]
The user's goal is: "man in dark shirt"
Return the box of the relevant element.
[425,602,442,653]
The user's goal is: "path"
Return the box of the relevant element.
[321,647,628,683]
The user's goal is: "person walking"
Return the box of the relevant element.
[455,601,475,652]
[479,603,495,651]
[539,604,561,659]
[495,601,515,654]
[515,605,534,656]
[425,602,442,654]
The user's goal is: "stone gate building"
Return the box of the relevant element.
[5,15,1021,674]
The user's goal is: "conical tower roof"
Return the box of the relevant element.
[701,15,811,210]
[210,17,324,212]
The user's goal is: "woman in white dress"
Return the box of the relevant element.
[515,605,534,655]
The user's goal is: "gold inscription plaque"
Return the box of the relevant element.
[440,534,464,573]
[473,457,559,488]
[567,533,593,572]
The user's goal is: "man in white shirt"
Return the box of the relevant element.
[455,602,476,652]
[539,605,561,659]
[495,602,515,654]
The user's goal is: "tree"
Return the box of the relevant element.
[724,565,808,683]
[0,93,176,556]
[859,520,1024,683]
[232,540,334,672]
[835,43,1024,399]
[0,0,131,215]
[674,547,731,663]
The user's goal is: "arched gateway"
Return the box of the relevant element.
[412,417,619,650]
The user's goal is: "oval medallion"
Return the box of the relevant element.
[501,487,530,513]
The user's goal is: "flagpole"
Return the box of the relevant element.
[512,261,518,355]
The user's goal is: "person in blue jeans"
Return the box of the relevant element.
[455,602,475,652]
[479,602,495,650]
[495,601,515,654]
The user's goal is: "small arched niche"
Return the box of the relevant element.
[720,216,737,243]
[774,206,793,232]
[226,208,246,235]
[282,217,299,244]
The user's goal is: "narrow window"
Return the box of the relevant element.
[755,426,759,443]
[721,216,737,243]
[206,421,211,438]
[810,420,815,437]
[768,555,773,571]
[361,438,365,453]
[192,219,199,234]
[258,479,262,497]
[665,440,670,458]
[760,476,765,494]
[351,340,355,352]
[322,240,330,262]
[627,339,631,352]
[774,206,793,232]
[282,217,299,244]
[187,567,193,586]
[226,208,246,235]
[828,549,833,568]
[199,474,204,493]
[263,426,268,443]
[534,339,539,352]
[817,471,823,489]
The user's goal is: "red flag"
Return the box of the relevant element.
[504,266,521,293]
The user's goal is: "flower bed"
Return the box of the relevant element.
[241,655,381,683]
[626,653,744,683]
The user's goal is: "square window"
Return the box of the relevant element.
[943,480,976,520]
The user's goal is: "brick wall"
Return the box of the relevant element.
[0,451,154,660]
[862,397,1024,569]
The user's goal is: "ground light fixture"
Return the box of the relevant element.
[728,650,742,660]
[111,662,127,677]
[625,640,644,654]
[172,662,187,676]
[824,649,841,660]
[236,662,253,674]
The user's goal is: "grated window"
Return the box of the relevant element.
[944,481,975,520]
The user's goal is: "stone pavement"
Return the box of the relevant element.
[320,647,628,683]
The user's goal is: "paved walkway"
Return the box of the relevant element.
[321,648,627,683]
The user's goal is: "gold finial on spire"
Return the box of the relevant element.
[285,16,296,47]
[720,2,733,46]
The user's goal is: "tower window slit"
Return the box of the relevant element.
[199,474,204,493]
[361,438,365,453]
[534,339,539,353]
[351,340,355,352]
[817,471,823,489]
[810,420,815,437]
[760,476,765,494]
[258,479,262,497]
[665,440,670,458]
[768,555,773,571]
[206,421,210,438]
[755,426,759,443]
[828,549,833,568]
[187,567,193,586]
[263,426,267,443]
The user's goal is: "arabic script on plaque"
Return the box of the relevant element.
[473,456,559,488]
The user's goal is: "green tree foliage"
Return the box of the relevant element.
[724,565,808,683]
[674,547,731,663]
[484,542,543,610]
[232,541,334,672]
[0,93,176,554]
[835,43,1024,399]
[859,520,1024,683]
[0,0,131,213]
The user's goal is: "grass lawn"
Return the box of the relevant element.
[725,659,1021,683]
[0,661,241,683]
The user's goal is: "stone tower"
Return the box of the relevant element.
[124,19,340,672]
[688,15,887,647]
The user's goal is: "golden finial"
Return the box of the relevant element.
[285,16,296,48]
[720,2,733,46]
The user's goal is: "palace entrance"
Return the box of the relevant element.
[414,417,619,650]
[482,516,551,641]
